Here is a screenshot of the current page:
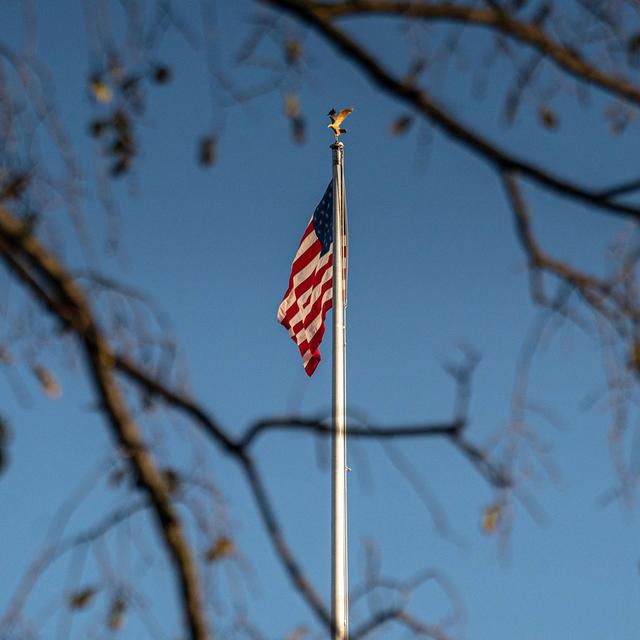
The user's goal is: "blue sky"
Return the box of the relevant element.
[1,1,639,639]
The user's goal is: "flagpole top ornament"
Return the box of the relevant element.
[328,107,354,144]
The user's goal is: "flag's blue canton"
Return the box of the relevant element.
[313,181,333,256]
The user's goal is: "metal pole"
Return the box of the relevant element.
[331,141,348,640]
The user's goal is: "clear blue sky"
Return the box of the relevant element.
[1,2,639,639]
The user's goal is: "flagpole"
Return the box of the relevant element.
[331,140,348,640]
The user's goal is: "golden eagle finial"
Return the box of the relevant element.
[328,107,353,141]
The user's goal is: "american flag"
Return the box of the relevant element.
[277,181,334,376]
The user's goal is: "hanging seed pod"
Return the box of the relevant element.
[68,587,97,610]
[198,136,217,167]
[90,74,113,103]
[107,597,127,630]
[152,64,172,84]
[538,105,558,130]
[32,365,61,398]
[481,503,502,534]
[285,39,303,66]
[204,536,235,563]
[390,114,414,136]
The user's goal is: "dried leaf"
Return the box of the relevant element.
[0,344,13,364]
[538,106,558,130]
[284,626,309,640]
[627,33,640,67]
[111,136,135,156]
[112,109,129,135]
[284,95,301,119]
[32,365,61,398]
[630,343,640,372]
[198,136,217,168]
[152,64,172,84]
[88,119,108,138]
[204,536,234,563]
[482,503,501,534]
[90,77,113,103]
[285,39,303,66]
[291,116,306,144]
[390,114,414,136]
[0,174,29,201]
[68,586,97,610]
[108,597,127,630]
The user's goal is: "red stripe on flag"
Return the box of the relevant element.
[277,194,337,376]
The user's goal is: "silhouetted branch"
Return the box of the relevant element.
[0,206,209,640]
[266,0,640,220]
[502,171,640,328]
[310,2,640,108]
[1,199,512,637]
[241,461,332,628]
[395,611,453,639]
[350,607,406,639]
[3,2,638,637]
[597,177,640,199]
[240,417,462,448]
[1,501,149,630]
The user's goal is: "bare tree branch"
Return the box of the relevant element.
[264,0,640,220]
[1,501,149,629]
[0,206,209,640]
[3,2,638,637]
[1,202,509,637]
[502,171,639,327]
[312,1,640,108]
[240,416,463,448]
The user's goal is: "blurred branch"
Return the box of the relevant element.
[502,171,640,328]
[0,199,510,636]
[1,501,148,629]
[0,206,209,640]
[349,561,462,639]
[240,416,462,447]
[310,1,640,108]
[502,171,640,502]
[350,607,406,639]
[116,347,511,630]
[241,461,332,628]
[3,1,637,637]
[395,611,453,639]
[0,205,331,634]
[597,177,640,199]
[265,0,640,220]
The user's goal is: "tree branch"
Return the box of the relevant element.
[264,0,640,220]
[0,199,510,635]
[1,501,149,629]
[312,1,640,108]
[0,207,209,640]
[239,416,463,448]
[502,171,640,329]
